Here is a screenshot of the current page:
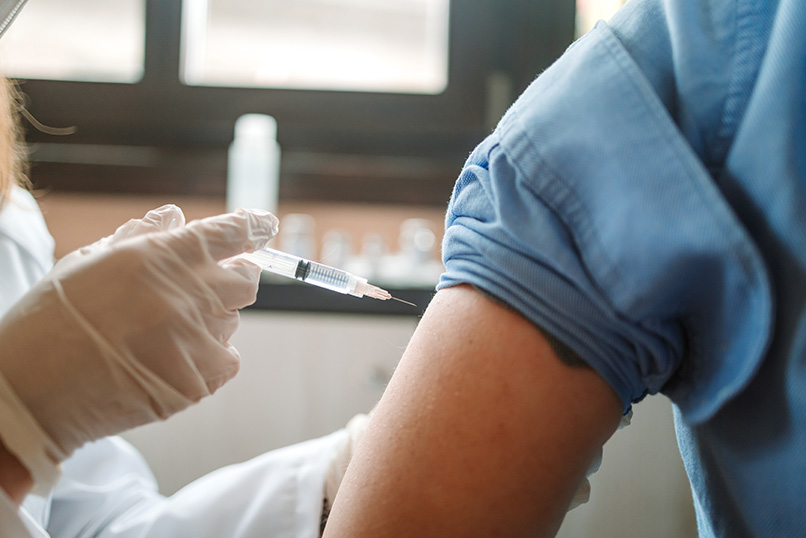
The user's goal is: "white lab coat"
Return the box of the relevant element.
[0,188,344,537]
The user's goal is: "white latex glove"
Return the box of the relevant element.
[0,205,278,491]
[568,409,632,511]
[324,413,371,511]
[321,412,371,533]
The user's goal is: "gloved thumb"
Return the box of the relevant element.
[106,204,186,244]
[56,205,187,273]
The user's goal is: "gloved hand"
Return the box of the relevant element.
[0,205,278,492]
[319,412,371,535]
[568,409,632,511]
[323,413,371,515]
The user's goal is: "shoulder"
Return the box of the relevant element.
[441,0,776,423]
[607,0,777,165]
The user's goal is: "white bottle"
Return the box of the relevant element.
[226,114,281,215]
[278,213,317,260]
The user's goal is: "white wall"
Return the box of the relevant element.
[122,309,696,536]
[557,395,697,537]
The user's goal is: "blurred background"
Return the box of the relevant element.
[0,1,695,535]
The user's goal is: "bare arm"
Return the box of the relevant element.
[324,284,623,537]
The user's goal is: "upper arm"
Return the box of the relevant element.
[323,284,622,538]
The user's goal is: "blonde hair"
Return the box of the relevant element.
[0,76,29,208]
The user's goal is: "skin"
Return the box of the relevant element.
[0,439,32,504]
[323,284,623,537]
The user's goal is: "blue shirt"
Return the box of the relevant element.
[438,0,805,535]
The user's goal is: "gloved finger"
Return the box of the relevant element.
[188,259,261,312]
[221,256,263,282]
[199,305,241,344]
[119,307,242,402]
[216,257,263,309]
[178,208,279,264]
[568,478,592,510]
[161,260,255,352]
[200,342,242,394]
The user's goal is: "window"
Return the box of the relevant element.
[575,0,626,37]
[0,0,145,83]
[182,0,449,94]
[7,0,576,206]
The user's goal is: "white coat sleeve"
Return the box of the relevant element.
[0,187,54,316]
[0,187,54,537]
[1,489,49,538]
[46,432,347,538]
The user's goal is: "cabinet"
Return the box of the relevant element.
[122,310,417,495]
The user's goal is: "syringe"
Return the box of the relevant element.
[241,247,415,305]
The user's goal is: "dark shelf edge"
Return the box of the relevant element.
[247,282,434,317]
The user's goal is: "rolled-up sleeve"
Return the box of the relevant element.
[438,20,772,424]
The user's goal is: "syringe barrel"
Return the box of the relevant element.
[301,260,366,297]
[244,248,367,297]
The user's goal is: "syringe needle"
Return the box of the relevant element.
[390,296,417,307]
[360,282,417,307]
